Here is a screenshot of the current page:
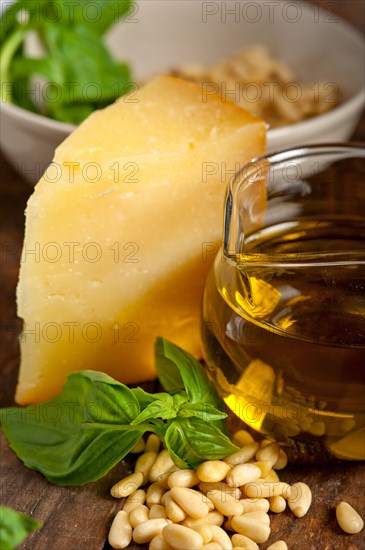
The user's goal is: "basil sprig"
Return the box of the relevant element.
[1,338,238,486]
[0,506,42,550]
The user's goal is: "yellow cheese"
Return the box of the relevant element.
[16,75,266,404]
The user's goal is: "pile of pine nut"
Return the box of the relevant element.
[108,430,363,549]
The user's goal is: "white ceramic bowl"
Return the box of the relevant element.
[1,0,364,184]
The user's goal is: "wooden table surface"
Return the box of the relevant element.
[1,2,364,549]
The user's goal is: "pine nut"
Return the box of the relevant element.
[287,482,312,517]
[202,493,215,511]
[167,469,200,488]
[269,495,286,513]
[273,449,288,470]
[122,489,146,514]
[111,472,144,498]
[182,511,224,528]
[164,492,187,522]
[107,430,308,550]
[252,461,272,479]
[130,438,145,454]
[232,430,255,447]
[157,467,180,489]
[197,460,232,483]
[240,498,270,513]
[336,501,364,534]
[286,424,300,437]
[150,450,176,483]
[129,505,150,528]
[170,487,209,518]
[150,505,168,520]
[149,534,174,550]
[191,524,213,544]
[255,442,280,467]
[241,511,270,525]
[308,421,325,436]
[226,464,261,487]
[135,452,158,484]
[231,533,259,549]
[267,541,288,550]
[244,480,291,499]
[209,525,233,549]
[184,487,214,511]
[260,439,272,448]
[207,490,244,516]
[145,434,162,454]
[299,422,312,433]
[133,518,169,544]
[163,524,204,550]
[108,510,133,549]
[231,515,271,544]
[265,470,280,483]
[147,482,166,507]
[224,443,260,466]
[199,482,241,500]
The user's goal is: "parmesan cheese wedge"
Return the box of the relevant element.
[16,75,265,403]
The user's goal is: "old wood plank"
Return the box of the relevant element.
[1,431,133,550]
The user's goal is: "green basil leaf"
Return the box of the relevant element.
[37,23,132,123]
[178,402,227,422]
[172,392,189,408]
[163,439,189,470]
[54,0,133,35]
[155,337,224,411]
[131,397,177,425]
[0,371,145,485]
[0,2,23,45]
[164,418,239,468]
[0,506,42,550]
[155,338,185,392]
[131,387,176,408]
[1,1,133,36]
[1,0,134,123]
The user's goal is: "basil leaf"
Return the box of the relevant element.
[0,371,145,485]
[59,0,132,35]
[0,506,41,550]
[164,418,239,468]
[155,338,185,392]
[156,337,224,411]
[172,392,189,408]
[178,403,227,422]
[131,387,177,408]
[0,1,20,43]
[131,397,177,424]
[0,0,134,124]
[130,387,157,408]
[163,440,189,470]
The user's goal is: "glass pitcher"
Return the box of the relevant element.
[202,144,365,460]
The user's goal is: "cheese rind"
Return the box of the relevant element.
[16,76,266,404]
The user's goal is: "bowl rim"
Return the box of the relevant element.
[268,86,365,139]
[0,100,75,133]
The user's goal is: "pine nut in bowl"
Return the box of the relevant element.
[1,0,364,184]
[202,143,365,461]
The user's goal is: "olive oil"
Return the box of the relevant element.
[203,218,365,459]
